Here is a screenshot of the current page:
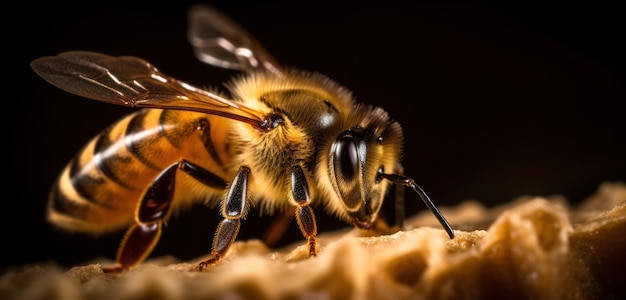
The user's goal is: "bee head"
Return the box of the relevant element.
[327,105,403,229]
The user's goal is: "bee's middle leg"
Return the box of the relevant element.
[104,159,226,273]
[198,166,250,271]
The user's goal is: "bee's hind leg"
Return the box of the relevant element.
[102,223,163,273]
[101,162,179,273]
[103,159,226,273]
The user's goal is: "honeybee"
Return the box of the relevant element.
[31,4,454,273]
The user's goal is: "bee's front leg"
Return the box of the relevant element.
[197,166,250,271]
[291,165,318,257]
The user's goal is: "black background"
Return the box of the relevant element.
[5,1,624,271]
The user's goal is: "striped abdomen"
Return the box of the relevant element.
[48,108,233,233]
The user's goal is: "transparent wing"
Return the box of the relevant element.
[31,51,264,127]
[187,4,283,76]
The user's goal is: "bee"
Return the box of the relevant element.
[31,4,454,273]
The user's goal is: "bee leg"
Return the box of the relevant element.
[102,223,163,273]
[104,159,227,273]
[197,166,249,271]
[291,165,318,257]
[262,211,293,247]
[102,162,180,273]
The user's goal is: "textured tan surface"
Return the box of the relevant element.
[1,182,624,300]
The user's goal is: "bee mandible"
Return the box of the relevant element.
[31,4,454,273]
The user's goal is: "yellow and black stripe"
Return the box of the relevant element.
[48,109,232,233]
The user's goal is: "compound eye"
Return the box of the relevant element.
[333,136,359,184]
